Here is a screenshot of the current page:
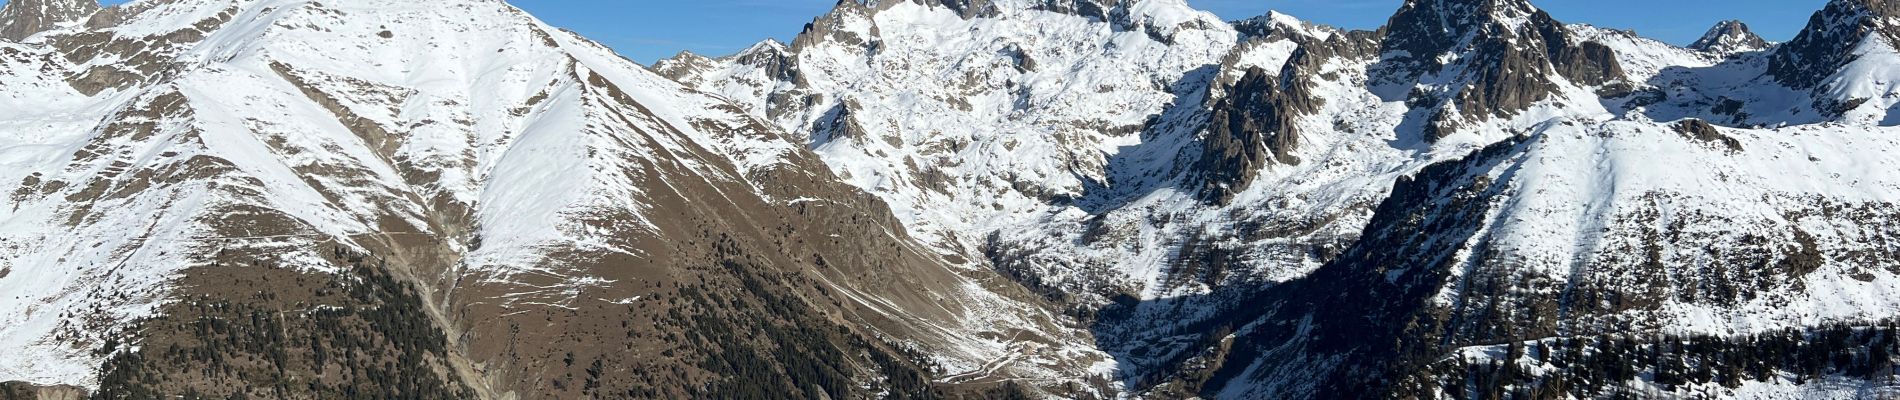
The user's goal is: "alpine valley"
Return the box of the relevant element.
[1,0,1898,398]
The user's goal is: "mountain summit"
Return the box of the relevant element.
[1380,0,1543,60]
[1380,0,1625,139]
[1690,20,1770,54]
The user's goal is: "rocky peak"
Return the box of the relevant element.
[0,0,100,40]
[731,39,790,65]
[1233,11,1336,43]
[1189,25,1376,203]
[1769,0,1900,89]
[730,39,800,83]
[791,1,876,52]
[1381,0,1541,60]
[1192,63,1315,203]
[1689,20,1769,54]
[1378,0,1624,140]
[650,51,717,83]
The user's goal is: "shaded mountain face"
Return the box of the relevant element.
[1690,20,1770,54]
[1771,0,1900,89]
[0,0,99,40]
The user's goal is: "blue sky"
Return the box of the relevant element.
[63,0,1832,64]
[500,0,1832,64]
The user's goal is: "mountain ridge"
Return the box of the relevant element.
[0,0,1098,397]
[665,0,1900,397]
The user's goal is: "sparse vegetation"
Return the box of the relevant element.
[89,246,472,400]
[1418,320,1900,399]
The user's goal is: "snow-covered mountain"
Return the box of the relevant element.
[3,0,1899,398]
[0,0,1101,398]
[663,0,1900,397]
[1690,20,1770,55]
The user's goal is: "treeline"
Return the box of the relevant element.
[90,246,471,400]
[1421,319,1900,399]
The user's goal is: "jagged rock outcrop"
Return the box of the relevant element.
[649,51,715,83]
[1192,67,1307,202]
[1381,0,1625,140]
[1231,11,1329,43]
[727,40,799,82]
[655,40,798,84]
[1690,20,1770,54]
[1769,0,1900,89]
[651,40,798,91]
[1189,16,1382,203]
[0,0,98,40]
[1672,118,1743,151]
[651,39,812,122]
[1191,35,1363,203]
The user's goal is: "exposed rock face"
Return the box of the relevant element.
[0,0,98,40]
[727,40,798,81]
[1770,0,1900,89]
[1231,11,1319,42]
[648,51,715,83]
[1672,118,1743,152]
[1191,39,1340,203]
[1381,0,1541,63]
[1185,12,1383,201]
[1689,20,1770,54]
[792,1,875,50]
[1381,0,1625,140]
[1194,67,1305,203]
[1182,10,1386,202]
[653,41,798,91]
[0,382,86,400]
